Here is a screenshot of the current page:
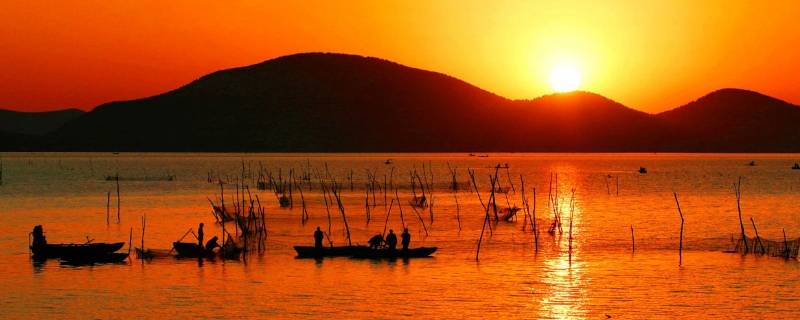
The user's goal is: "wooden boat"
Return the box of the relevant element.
[350,247,437,259]
[60,252,129,265]
[792,163,800,170]
[29,225,125,259]
[31,242,125,258]
[173,242,216,258]
[294,245,366,258]
[134,247,172,259]
[639,167,648,174]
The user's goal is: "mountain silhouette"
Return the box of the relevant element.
[657,88,800,151]
[0,108,84,135]
[3,53,799,152]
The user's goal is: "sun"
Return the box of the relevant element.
[549,63,581,93]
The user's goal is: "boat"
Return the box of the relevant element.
[793,163,800,170]
[384,159,394,165]
[60,252,129,265]
[172,242,216,258]
[29,225,125,259]
[134,247,172,259]
[639,167,648,174]
[748,161,756,166]
[293,245,366,258]
[350,247,437,259]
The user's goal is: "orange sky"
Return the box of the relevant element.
[1,0,798,113]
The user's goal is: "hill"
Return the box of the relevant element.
[3,53,799,152]
[656,88,800,152]
[0,108,84,135]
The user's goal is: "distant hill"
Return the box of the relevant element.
[0,108,84,135]
[657,88,800,152]
[3,53,799,152]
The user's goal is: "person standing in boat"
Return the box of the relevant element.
[314,226,324,249]
[401,228,411,252]
[198,223,204,247]
[385,229,398,251]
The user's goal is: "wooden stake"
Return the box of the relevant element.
[106,191,110,225]
[734,177,749,254]
[116,174,120,224]
[674,192,684,266]
[630,225,635,253]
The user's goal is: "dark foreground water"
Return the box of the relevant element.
[1,153,799,319]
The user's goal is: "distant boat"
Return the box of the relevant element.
[793,163,800,170]
[350,247,437,259]
[384,159,394,165]
[639,167,648,174]
[748,161,756,166]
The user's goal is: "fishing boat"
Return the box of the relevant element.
[639,167,648,174]
[350,247,437,259]
[60,252,129,265]
[173,242,216,258]
[793,163,800,170]
[29,225,125,259]
[293,245,366,258]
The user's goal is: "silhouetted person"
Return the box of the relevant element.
[386,229,398,251]
[314,226,324,249]
[368,234,384,249]
[32,225,47,247]
[401,228,411,251]
[205,236,219,251]
[198,223,204,247]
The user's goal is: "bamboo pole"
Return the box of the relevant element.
[750,217,765,254]
[116,174,120,224]
[475,172,497,261]
[674,192,684,266]
[630,225,635,253]
[734,177,749,254]
[454,192,461,231]
[106,191,110,225]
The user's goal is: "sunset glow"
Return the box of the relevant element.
[550,63,581,93]
[0,1,799,112]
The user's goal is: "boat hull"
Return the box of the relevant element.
[30,242,125,259]
[351,247,437,259]
[60,252,129,265]
[293,245,365,258]
[173,242,215,258]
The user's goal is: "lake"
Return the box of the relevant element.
[1,153,799,319]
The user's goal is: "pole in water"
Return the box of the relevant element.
[673,192,684,266]
[116,174,121,224]
[630,225,635,253]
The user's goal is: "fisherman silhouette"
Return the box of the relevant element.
[401,228,411,251]
[198,223,204,247]
[205,236,219,251]
[368,234,384,249]
[386,229,398,251]
[314,226,324,249]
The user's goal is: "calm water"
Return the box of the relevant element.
[1,153,800,319]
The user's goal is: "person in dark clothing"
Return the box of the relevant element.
[401,228,411,251]
[314,226,324,249]
[205,236,219,251]
[385,229,398,251]
[368,234,385,249]
[198,223,205,247]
